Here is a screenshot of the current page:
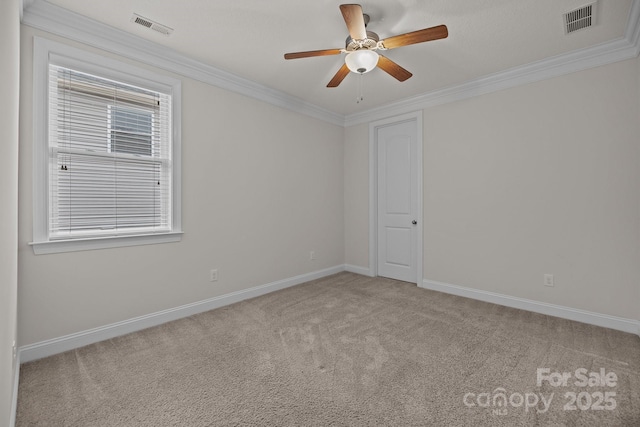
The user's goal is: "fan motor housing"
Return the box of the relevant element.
[345,31,379,51]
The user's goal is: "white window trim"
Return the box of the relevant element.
[31,37,182,254]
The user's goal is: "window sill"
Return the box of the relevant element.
[29,231,183,254]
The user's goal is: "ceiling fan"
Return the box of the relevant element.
[284,4,448,87]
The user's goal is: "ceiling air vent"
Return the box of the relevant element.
[131,14,173,36]
[564,3,596,34]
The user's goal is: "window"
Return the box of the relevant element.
[32,38,182,254]
[108,106,154,157]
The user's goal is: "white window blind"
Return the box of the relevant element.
[48,65,173,239]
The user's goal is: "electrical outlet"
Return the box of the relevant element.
[12,340,16,360]
[210,269,218,282]
[309,251,315,261]
[544,274,554,287]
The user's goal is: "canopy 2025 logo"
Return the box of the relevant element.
[463,368,618,416]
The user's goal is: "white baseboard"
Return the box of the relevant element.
[10,353,20,427]
[19,265,345,363]
[21,268,637,364]
[344,264,373,277]
[421,279,640,336]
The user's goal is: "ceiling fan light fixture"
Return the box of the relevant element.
[284,4,448,87]
[345,50,379,74]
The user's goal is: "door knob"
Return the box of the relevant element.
[412,220,417,225]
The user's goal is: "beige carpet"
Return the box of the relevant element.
[16,272,640,426]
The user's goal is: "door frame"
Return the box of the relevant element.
[368,111,423,285]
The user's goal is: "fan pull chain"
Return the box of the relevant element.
[356,73,364,104]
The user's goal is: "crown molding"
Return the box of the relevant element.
[22,0,640,128]
[345,0,640,127]
[344,38,638,127]
[21,0,345,127]
[627,0,640,55]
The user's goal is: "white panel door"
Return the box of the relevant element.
[377,120,418,283]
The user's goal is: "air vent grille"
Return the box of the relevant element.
[131,14,173,36]
[564,3,596,34]
[134,16,153,28]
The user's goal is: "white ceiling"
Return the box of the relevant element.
[32,0,634,116]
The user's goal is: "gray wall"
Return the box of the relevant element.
[345,57,640,321]
[0,0,20,424]
[18,26,345,346]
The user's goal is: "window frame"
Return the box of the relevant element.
[31,37,182,254]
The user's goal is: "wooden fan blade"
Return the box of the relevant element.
[327,63,351,87]
[377,55,412,82]
[284,49,343,60]
[340,4,367,40]
[380,25,448,50]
